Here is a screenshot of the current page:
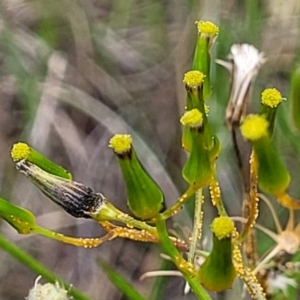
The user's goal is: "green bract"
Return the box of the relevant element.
[192,21,219,100]
[253,137,291,195]
[109,134,164,220]
[241,115,291,195]
[11,142,72,179]
[198,217,236,292]
[0,197,36,234]
[181,110,213,189]
[291,66,300,131]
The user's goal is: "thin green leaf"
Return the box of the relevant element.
[97,258,146,300]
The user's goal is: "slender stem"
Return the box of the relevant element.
[238,152,259,243]
[117,213,157,235]
[286,208,294,231]
[258,193,283,233]
[188,189,203,264]
[231,216,279,242]
[93,201,157,234]
[253,244,282,274]
[160,186,195,220]
[0,234,91,300]
[155,216,211,300]
[33,225,109,248]
[209,174,227,216]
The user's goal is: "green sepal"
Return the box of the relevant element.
[182,127,213,189]
[259,105,278,136]
[198,234,236,291]
[185,83,206,112]
[253,136,290,195]
[209,135,221,162]
[182,86,206,152]
[192,37,211,100]
[11,142,72,179]
[198,217,236,292]
[182,86,216,154]
[0,197,36,234]
[290,66,300,131]
[117,149,164,220]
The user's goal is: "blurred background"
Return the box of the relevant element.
[0,0,300,299]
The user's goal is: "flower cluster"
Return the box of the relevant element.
[0,20,299,300]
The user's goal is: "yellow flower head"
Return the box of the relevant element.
[183,71,205,88]
[180,109,203,127]
[11,142,30,162]
[196,20,219,36]
[211,216,234,240]
[261,88,283,108]
[109,134,132,154]
[240,115,269,141]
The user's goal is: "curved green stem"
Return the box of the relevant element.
[161,186,195,220]
[155,216,211,300]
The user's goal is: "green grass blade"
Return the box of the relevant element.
[0,234,91,300]
[97,258,146,300]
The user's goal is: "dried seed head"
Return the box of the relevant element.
[16,160,103,218]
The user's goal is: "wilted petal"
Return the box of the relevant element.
[217,44,266,127]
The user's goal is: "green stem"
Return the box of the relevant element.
[161,186,195,220]
[0,234,91,300]
[117,213,157,235]
[155,216,211,300]
[92,201,157,234]
[209,174,227,216]
[188,189,203,264]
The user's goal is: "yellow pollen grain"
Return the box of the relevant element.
[196,20,219,35]
[11,142,30,162]
[109,134,132,154]
[180,109,203,126]
[240,115,269,141]
[261,88,283,108]
[183,70,205,87]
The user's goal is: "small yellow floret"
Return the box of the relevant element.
[240,115,269,141]
[183,71,205,87]
[180,109,203,127]
[261,88,283,108]
[11,142,30,162]
[109,134,132,154]
[196,21,219,36]
[211,216,234,240]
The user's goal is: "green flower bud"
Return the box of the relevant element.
[240,115,291,195]
[180,110,213,189]
[259,88,284,135]
[11,142,72,179]
[109,134,164,219]
[0,197,36,234]
[15,160,122,222]
[182,71,217,156]
[192,21,219,100]
[198,216,236,292]
[290,66,300,131]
